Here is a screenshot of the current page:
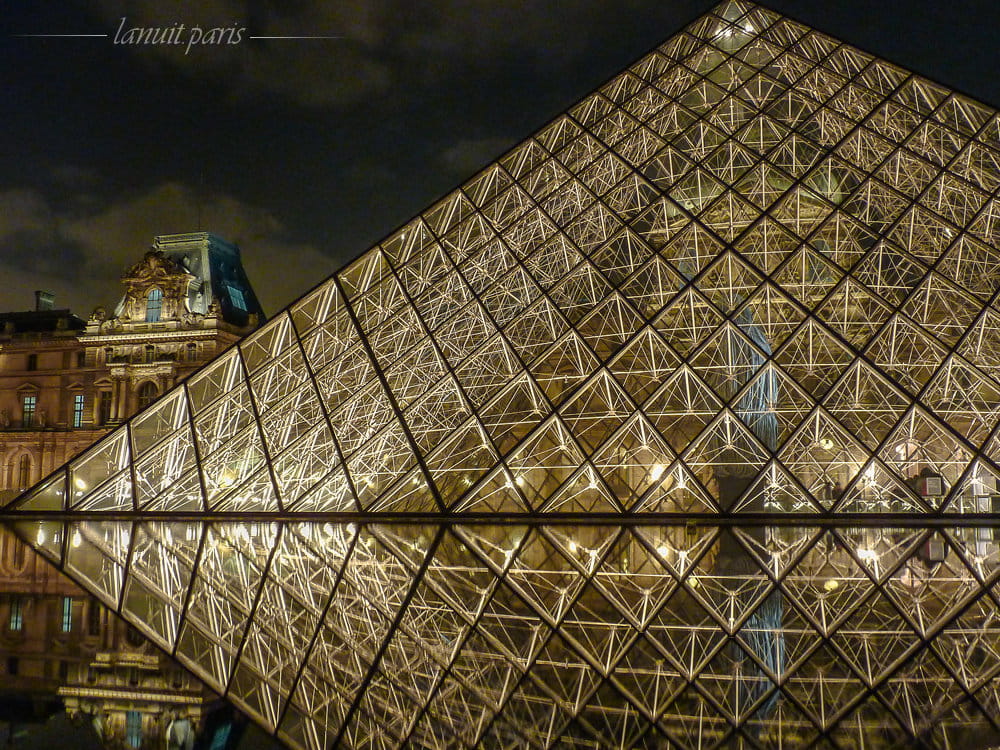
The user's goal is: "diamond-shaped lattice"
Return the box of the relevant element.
[6,1,1000,747]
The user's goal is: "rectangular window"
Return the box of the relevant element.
[72,394,85,428]
[126,710,142,748]
[9,598,23,631]
[227,285,246,311]
[145,288,163,323]
[209,723,232,750]
[6,657,18,676]
[26,353,37,371]
[98,390,113,425]
[88,602,101,636]
[61,596,73,632]
[21,394,36,427]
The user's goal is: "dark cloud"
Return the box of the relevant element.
[440,137,515,177]
[0,181,331,316]
[80,1,687,110]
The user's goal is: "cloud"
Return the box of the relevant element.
[0,181,332,317]
[83,0,626,109]
[440,137,515,177]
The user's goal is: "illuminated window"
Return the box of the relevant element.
[209,723,232,750]
[72,394,85,427]
[145,288,163,322]
[9,598,23,631]
[61,597,73,632]
[137,382,159,409]
[228,286,246,311]
[21,394,36,427]
[125,710,142,748]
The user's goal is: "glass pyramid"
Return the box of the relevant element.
[6,2,1000,746]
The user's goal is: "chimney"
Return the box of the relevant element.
[34,291,55,311]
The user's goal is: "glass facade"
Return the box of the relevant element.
[5,1,1000,747]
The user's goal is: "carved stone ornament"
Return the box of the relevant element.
[122,250,184,282]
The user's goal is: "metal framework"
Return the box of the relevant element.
[6,2,1000,747]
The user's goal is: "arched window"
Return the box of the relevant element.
[17,455,31,489]
[137,381,159,410]
[145,288,163,323]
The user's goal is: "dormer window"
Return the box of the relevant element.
[145,288,163,322]
[228,286,246,312]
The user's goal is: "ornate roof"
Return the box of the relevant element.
[6,2,1000,747]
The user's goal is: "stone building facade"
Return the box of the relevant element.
[0,232,263,748]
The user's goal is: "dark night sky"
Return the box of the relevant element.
[1,0,999,317]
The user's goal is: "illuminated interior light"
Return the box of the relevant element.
[568,540,578,554]
[823,578,839,592]
[857,547,878,562]
[36,526,46,545]
[74,477,87,491]
[515,476,525,487]
[650,464,666,481]
[818,437,834,451]
[71,530,82,548]
[657,544,671,558]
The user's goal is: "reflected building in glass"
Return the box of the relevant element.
[6,2,1000,747]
